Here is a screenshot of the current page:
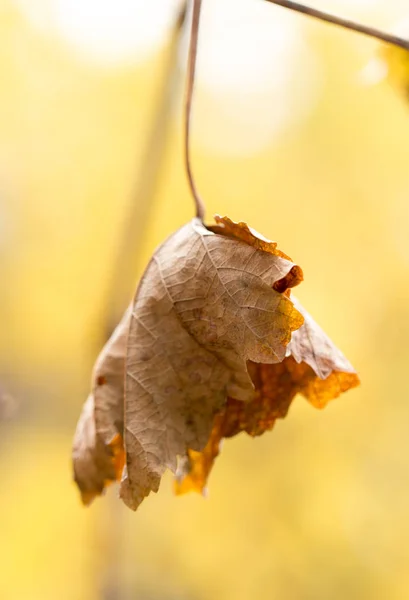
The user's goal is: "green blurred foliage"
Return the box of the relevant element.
[1,2,409,600]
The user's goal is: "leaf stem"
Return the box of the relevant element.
[185,0,206,222]
[264,0,409,51]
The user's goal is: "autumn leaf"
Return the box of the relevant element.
[73,215,359,510]
[73,216,305,510]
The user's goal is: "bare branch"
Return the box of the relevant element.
[264,0,409,51]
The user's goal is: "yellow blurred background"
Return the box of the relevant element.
[1,0,409,598]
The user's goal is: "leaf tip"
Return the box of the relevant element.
[305,370,360,409]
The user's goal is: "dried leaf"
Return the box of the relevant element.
[73,215,359,511]
[73,216,304,510]
[175,298,359,496]
[120,218,303,509]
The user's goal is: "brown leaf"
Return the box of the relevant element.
[174,298,359,496]
[120,218,304,509]
[73,216,304,510]
[73,215,358,510]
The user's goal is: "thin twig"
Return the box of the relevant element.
[185,0,206,222]
[264,0,409,50]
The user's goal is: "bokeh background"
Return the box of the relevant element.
[1,0,409,598]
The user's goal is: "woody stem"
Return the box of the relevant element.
[264,0,409,50]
